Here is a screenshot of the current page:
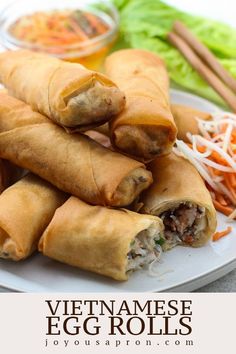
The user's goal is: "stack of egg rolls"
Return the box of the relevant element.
[0,168,164,281]
[140,153,217,249]
[105,49,177,162]
[0,48,218,283]
[0,165,165,281]
[0,50,126,132]
[0,92,152,207]
[0,174,67,261]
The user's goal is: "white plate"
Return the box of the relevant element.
[0,89,235,293]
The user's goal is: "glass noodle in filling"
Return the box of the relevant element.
[160,202,207,249]
[127,226,164,273]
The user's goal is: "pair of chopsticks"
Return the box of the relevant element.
[168,21,236,111]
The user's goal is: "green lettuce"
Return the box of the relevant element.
[113,0,236,106]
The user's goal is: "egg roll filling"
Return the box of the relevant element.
[64,81,126,128]
[160,203,207,248]
[113,125,173,160]
[127,225,164,273]
[113,167,152,207]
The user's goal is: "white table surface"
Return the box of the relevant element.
[0,0,235,292]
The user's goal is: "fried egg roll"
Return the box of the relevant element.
[0,174,67,261]
[105,49,177,162]
[0,50,126,131]
[39,197,164,281]
[171,104,211,142]
[0,92,152,207]
[140,153,217,249]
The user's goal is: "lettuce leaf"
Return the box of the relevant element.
[113,0,236,106]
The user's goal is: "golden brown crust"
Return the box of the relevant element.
[0,50,126,130]
[39,197,163,281]
[0,92,152,207]
[105,49,177,162]
[140,153,217,247]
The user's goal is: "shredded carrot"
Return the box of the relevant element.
[224,174,236,202]
[213,200,233,216]
[213,226,232,242]
[229,173,236,187]
[215,193,228,206]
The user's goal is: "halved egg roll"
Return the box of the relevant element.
[0,50,126,131]
[0,92,152,207]
[39,197,164,281]
[105,49,177,162]
[171,104,211,142]
[0,174,67,261]
[140,153,217,249]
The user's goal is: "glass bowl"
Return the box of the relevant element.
[0,0,119,69]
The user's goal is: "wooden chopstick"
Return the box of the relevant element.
[173,21,236,93]
[168,22,236,112]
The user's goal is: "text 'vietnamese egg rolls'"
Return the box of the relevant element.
[171,104,212,142]
[105,49,177,162]
[140,153,217,249]
[0,92,152,207]
[0,174,67,261]
[0,50,126,131]
[39,197,164,281]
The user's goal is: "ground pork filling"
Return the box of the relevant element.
[160,203,206,247]
[126,227,163,273]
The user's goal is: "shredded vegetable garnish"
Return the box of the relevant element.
[175,112,236,226]
[9,10,110,50]
[213,226,232,241]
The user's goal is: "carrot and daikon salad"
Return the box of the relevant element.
[9,9,110,49]
[175,111,236,240]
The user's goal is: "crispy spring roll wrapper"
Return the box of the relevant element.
[140,153,217,249]
[0,50,126,131]
[171,104,211,142]
[0,174,67,261]
[105,49,177,162]
[39,197,164,281]
[0,92,152,207]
